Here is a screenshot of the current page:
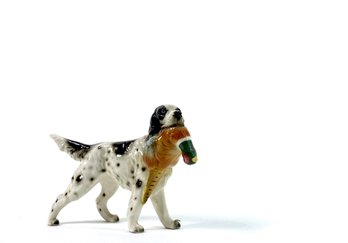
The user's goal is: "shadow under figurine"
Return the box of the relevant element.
[48,105,197,233]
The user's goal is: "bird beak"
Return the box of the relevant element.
[178,139,197,165]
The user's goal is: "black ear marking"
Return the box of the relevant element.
[148,114,161,136]
[148,105,168,137]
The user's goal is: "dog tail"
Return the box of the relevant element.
[50,134,92,161]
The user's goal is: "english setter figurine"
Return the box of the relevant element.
[48,105,197,233]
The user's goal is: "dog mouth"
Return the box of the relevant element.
[163,123,184,129]
[178,139,197,165]
[162,117,185,129]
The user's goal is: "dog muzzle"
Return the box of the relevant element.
[178,138,197,165]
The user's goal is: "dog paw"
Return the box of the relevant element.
[173,219,181,229]
[166,219,181,229]
[48,219,60,226]
[129,224,145,233]
[108,214,119,223]
[102,214,119,223]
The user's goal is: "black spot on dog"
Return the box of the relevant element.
[76,175,83,183]
[101,169,106,173]
[51,209,54,212]
[134,197,137,200]
[71,176,74,181]
[90,177,94,182]
[136,179,142,188]
[99,208,102,212]
[98,145,101,149]
[112,140,135,156]
[117,163,120,167]
[130,207,133,211]
[126,181,131,187]
[64,192,68,196]
[141,167,146,172]
[53,219,59,225]
[102,193,106,197]
[131,169,134,174]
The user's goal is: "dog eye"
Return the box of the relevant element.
[158,108,166,115]
[157,107,167,120]
[158,113,165,120]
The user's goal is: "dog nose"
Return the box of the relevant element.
[173,110,182,120]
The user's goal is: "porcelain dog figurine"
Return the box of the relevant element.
[48,105,197,233]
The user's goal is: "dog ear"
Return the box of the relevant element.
[148,113,161,137]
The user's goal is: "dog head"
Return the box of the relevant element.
[148,105,185,137]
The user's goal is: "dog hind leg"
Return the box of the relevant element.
[48,167,99,226]
[96,174,119,222]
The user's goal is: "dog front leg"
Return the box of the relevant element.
[151,189,181,229]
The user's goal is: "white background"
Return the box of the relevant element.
[0,0,347,242]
